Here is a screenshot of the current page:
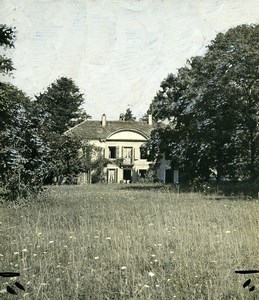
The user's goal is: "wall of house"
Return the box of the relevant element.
[104,139,151,183]
[79,131,152,183]
[78,131,170,184]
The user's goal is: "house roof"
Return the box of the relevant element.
[66,119,161,140]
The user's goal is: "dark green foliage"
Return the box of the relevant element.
[0,24,16,74]
[0,83,49,200]
[0,25,92,198]
[91,157,110,183]
[0,25,50,200]
[148,24,259,184]
[139,113,149,122]
[35,77,90,134]
[0,24,16,47]
[34,77,91,185]
[217,181,259,198]
[124,108,136,121]
[80,144,110,183]
[43,134,83,185]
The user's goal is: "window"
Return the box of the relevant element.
[123,147,133,164]
[108,146,116,159]
[123,147,132,159]
[108,169,117,183]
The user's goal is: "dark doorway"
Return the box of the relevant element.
[123,169,132,182]
[139,169,147,178]
[165,169,174,183]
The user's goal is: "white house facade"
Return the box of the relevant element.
[67,114,172,184]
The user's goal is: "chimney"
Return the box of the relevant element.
[101,114,106,127]
[148,114,152,125]
[119,113,125,121]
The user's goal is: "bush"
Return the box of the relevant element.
[217,181,259,198]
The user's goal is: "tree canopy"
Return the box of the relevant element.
[0,25,95,199]
[0,24,16,74]
[0,82,50,199]
[33,77,91,185]
[35,77,90,134]
[148,24,259,183]
[0,25,51,200]
[124,108,136,121]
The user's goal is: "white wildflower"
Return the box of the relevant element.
[23,293,30,297]
[148,271,155,277]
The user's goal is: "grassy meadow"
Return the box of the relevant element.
[0,184,259,299]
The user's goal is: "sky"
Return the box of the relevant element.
[1,0,259,120]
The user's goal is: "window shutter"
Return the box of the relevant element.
[105,147,109,159]
[116,146,120,158]
[134,147,139,160]
[115,169,118,183]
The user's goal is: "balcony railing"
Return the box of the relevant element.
[123,157,133,165]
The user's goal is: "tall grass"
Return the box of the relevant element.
[0,184,258,299]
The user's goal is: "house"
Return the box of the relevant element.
[66,113,172,184]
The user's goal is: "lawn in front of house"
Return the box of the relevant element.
[0,184,258,299]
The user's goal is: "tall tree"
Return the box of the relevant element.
[0,82,49,200]
[0,25,50,200]
[124,108,136,121]
[148,24,259,183]
[35,77,90,134]
[0,24,16,74]
[34,78,91,184]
